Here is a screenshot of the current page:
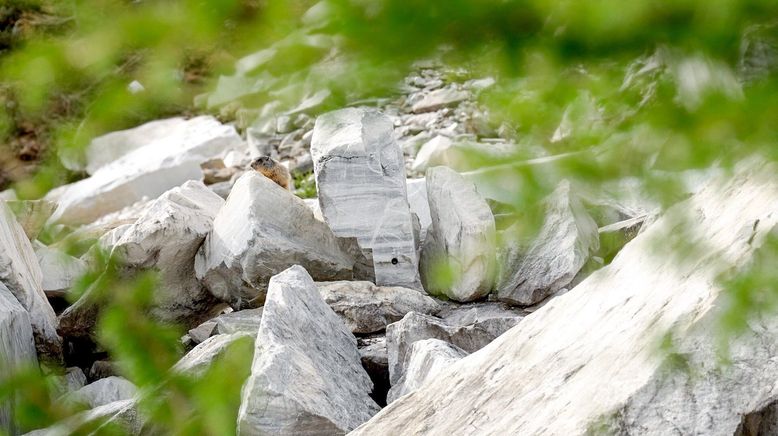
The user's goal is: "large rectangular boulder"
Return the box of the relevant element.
[311,108,422,289]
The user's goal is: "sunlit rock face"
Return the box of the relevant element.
[195,172,360,309]
[497,180,599,306]
[421,166,496,302]
[237,266,379,435]
[352,161,778,436]
[311,108,422,290]
[0,282,36,435]
[47,116,244,226]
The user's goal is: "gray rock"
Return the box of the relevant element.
[237,266,379,434]
[33,242,87,298]
[0,201,60,359]
[26,399,143,436]
[316,281,441,334]
[88,360,118,381]
[60,181,225,337]
[358,336,389,406]
[174,332,252,376]
[0,282,36,434]
[311,108,422,290]
[498,180,599,306]
[406,178,431,243]
[739,23,778,83]
[351,160,778,436]
[187,320,217,344]
[421,167,496,302]
[411,87,469,113]
[386,310,523,386]
[214,308,263,335]
[386,339,467,404]
[63,376,137,409]
[196,171,360,309]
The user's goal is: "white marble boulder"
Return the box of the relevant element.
[196,172,360,309]
[386,338,467,404]
[174,332,253,376]
[421,166,497,302]
[62,376,137,409]
[352,161,778,436]
[0,201,60,359]
[316,281,441,334]
[311,108,422,290]
[497,180,599,306]
[386,310,523,386]
[46,116,243,226]
[0,282,37,434]
[59,181,225,337]
[237,266,379,435]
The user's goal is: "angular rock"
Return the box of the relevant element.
[316,281,441,334]
[498,180,599,306]
[0,201,60,359]
[406,178,431,240]
[0,282,36,434]
[311,108,422,290]
[386,338,467,404]
[81,116,243,176]
[411,87,469,113]
[60,181,225,337]
[237,266,379,434]
[438,302,526,338]
[187,320,217,344]
[196,172,359,309]
[88,360,118,381]
[5,199,56,240]
[421,166,496,302]
[386,310,523,386]
[46,158,203,226]
[174,332,252,376]
[34,242,87,297]
[352,161,778,436]
[63,376,137,409]
[26,399,143,436]
[214,308,263,335]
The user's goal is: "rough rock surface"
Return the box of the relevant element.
[237,266,379,434]
[358,336,389,407]
[5,199,56,240]
[196,172,359,309]
[0,201,60,359]
[174,332,252,376]
[59,181,225,337]
[386,338,467,404]
[63,376,137,409]
[421,166,496,302]
[214,308,263,335]
[498,180,599,306]
[316,281,441,334]
[311,108,422,290]
[352,161,778,436]
[26,399,143,436]
[0,282,36,434]
[386,310,523,386]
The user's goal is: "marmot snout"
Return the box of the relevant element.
[250,156,292,190]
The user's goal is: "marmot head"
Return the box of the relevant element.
[250,156,276,171]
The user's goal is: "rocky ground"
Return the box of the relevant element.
[1,19,778,436]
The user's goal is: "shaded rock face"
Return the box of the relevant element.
[497,180,599,306]
[33,242,88,298]
[386,338,467,404]
[0,201,61,360]
[0,282,36,435]
[237,266,379,435]
[386,310,523,386]
[196,172,360,309]
[316,281,441,334]
[311,108,422,290]
[46,116,243,226]
[5,199,56,240]
[358,336,390,407]
[59,181,226,338]
[62,376,137,409]
[352,161,778,436]
[421,166,496,302]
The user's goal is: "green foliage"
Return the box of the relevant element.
[293,171,318,199]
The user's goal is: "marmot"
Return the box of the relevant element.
[249,156,292,190]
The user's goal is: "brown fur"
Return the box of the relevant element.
[249,156,292,190]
